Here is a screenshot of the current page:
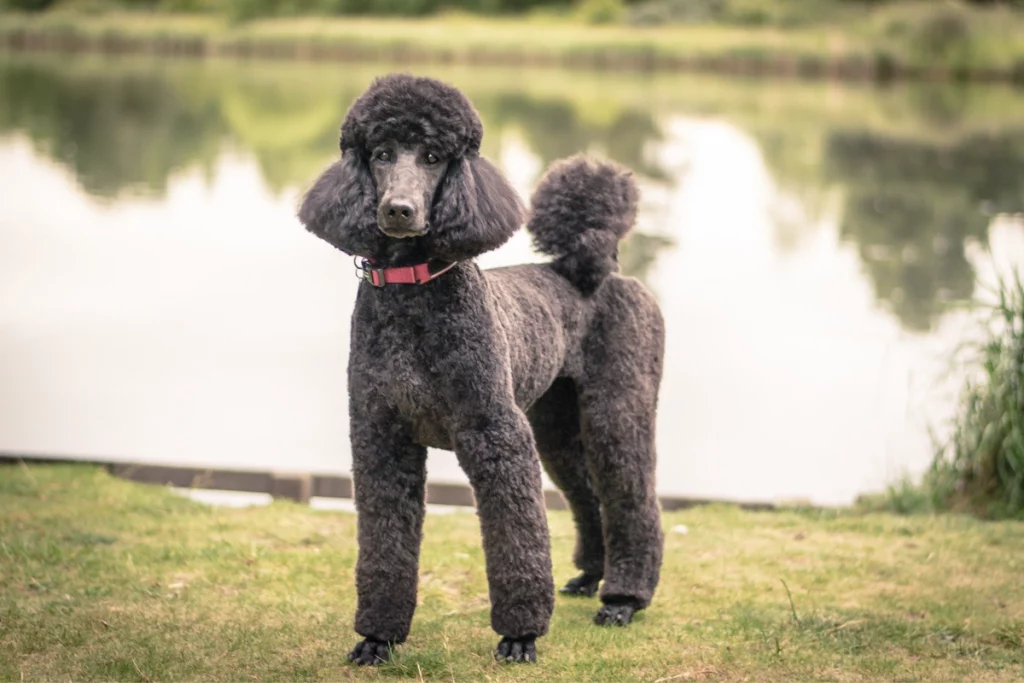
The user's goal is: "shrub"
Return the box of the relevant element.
[576,0,625,24]
[626,0,724,26]
[724,0,769,26]
[226,0,276,20]
[909,5,978,71]
[931,270,1024,518]
[1012,57,1024,85]
[1,0,59,11]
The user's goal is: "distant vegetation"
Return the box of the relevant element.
[1,0,1021,21]
[1,2,1023,82]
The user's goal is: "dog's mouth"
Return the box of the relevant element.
[378,224,430,239]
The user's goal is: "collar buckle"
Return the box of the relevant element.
[354,257,386,287]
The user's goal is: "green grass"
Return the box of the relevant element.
[865,270,1024,519]
[925,270,1024,519]
[3,464,1024,680]
[1,2,1023,80]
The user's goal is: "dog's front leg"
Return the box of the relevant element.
[347,404,427,666]
[453,408,555,664]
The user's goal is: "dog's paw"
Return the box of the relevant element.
[559,572,601,597]
[347,638,393,666]
[494,636,537,664]
[594,603,636,626]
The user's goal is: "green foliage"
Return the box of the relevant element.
[626,0,724,26]
[48,0,126,13]
[911,5,977,70]
[3,0,1024,26]
[117,0,573,19]
[575,0,624,24]
[0,0,58,12]
[863,269,1024,519]
[723,0,771,26]
[626,0,859,28]
[1013,57,1024,84]
[3,3,1024,84]
[857,476,938,515]
[931,270,1024,518]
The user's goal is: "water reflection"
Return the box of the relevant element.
[2,55,1023,504]
[826,129,1024,330]
[0,57,676,284]
[0,60,227,199]
[485,94,670,181]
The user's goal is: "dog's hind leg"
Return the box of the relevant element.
[579,382,663,626]
[578,279,665,627]
[528,378,604,597]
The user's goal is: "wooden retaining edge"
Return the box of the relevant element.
[0,453,776,511]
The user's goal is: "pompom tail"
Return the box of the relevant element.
[526,155,638,294]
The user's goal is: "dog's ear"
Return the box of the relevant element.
[427,156,524,261]
[298,153,387,257]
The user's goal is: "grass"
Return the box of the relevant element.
[3,464,1024,680]
[926,270,1024,519]
[862,270,1024,520]
[0,2,1023,81]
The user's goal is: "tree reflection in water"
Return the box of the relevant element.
[825,130,1024,331]
[2,57,1023,328]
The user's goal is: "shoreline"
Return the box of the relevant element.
[1,12,1023,83]
[0,454,782,512]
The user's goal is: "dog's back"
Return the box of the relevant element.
[479,155,661,410]
[483,260,661,410]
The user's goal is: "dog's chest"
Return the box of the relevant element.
[368,345,458,450]
[350,271,529,451]
[352,302,464,448]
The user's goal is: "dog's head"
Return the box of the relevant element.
[298,73,524,263]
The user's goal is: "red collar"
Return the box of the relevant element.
[355,257,458,288]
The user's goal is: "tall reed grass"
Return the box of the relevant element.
[930,269,1024,518]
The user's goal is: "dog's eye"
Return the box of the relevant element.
[374,150,391,162]
[425,152,439,165]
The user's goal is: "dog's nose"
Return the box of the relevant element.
[384,200,416,224]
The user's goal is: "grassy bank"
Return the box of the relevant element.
[3,464,1024,680]
[865,269,1024,519]
[1,4,1024,80]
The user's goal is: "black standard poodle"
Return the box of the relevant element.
[298,73,665,666]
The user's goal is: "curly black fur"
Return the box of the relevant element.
[298,73,665,666]
[527,155,639,295]
[300,73,521,265]
[340,73,483,161]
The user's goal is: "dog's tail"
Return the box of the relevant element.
[526,155,639,295]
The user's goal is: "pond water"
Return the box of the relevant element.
[2,54,1023,505]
